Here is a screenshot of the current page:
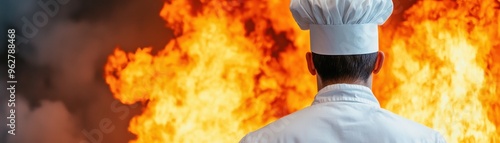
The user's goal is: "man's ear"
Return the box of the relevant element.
[373,51,385,74]
[306,52,316,75]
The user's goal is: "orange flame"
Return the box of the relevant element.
[105,0,313,142]
[105,0,500,142]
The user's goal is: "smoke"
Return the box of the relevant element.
[6,99,82,143]
[1,0,170,142]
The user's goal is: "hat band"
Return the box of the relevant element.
[310,24,379,55]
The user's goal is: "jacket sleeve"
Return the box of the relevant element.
[238,135,247,143]
[239,132,262,143]
[435,132,447,143]
[239,133,252,143]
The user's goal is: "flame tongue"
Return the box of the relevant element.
[105,0,500,142]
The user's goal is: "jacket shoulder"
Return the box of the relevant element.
[373,108,447,142]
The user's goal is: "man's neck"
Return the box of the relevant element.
[317,77,373,91]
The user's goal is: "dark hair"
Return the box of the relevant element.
[312,52,378,83]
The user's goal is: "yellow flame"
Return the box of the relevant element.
[378,0,500,142]
[105,0,313,142]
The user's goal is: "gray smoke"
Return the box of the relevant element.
[6,98,81,143]
[1,0,170,142]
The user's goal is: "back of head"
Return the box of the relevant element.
[312,53,378,83]
[290,0,393,84]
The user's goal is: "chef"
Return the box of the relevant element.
[239,0,446,142]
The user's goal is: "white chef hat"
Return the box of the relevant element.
[290,0,393,55]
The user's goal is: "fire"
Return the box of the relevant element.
[105,0,313,142]
[374,0,500,142]
[104,0,500,143]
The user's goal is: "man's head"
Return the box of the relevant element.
[290,0,393,89]
[305,51,385,89]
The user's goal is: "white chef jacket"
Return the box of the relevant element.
[240,84,446,143]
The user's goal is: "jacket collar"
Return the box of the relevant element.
[312,84,380,107]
